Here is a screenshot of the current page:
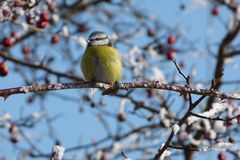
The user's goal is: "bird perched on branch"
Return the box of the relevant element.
[81,31,122,94]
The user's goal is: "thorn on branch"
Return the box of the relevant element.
[172,59,189,84]
[121,151,132,160]
[121,151,127,158]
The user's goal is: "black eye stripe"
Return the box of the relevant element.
[91,37,107,41]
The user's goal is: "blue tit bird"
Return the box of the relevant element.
[81,31,122,86]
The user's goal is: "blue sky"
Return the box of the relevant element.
[0,0,240,159]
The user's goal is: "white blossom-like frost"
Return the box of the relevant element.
[51,145,65,160]
[188,102,227,125]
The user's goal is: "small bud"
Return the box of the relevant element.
[66,69,73,76]
[26,15,35,24]
[118,112,126,122]
[9,124,20,144]
[26,96,35,104]
[51,34,60,44]
[44,77,51,84]
[90,102,96,108]
[0,61,8,77]
[147,28,156,37]
[137,101,145,108]
[228,137,234,143]
[11,31,19,41]
[100,150,108,160]
[83,95,91,101]
[147,89,153,98]
[78,23,88,33]
[22,46,31,56]
[180,4,186,11]
[10,136,19,144]
[8,124,18,133]
[212,6,219,16]
[2,9,11,17]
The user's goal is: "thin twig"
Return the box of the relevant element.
[0,51,81,81]
[190,112,240,122]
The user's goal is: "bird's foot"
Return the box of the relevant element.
[102,81,119,95]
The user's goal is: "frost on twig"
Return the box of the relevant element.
[158,143,171,160]
[0,113,11,122]
[172,124,180,135]
[187,102,228,125]
[50,145,65,160]
[200,142,234,152]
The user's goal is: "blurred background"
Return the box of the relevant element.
[0,0,240,159]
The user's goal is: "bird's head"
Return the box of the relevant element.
[87,31,113,47]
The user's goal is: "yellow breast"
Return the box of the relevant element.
[81,45,122,84]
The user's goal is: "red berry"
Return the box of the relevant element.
[167,36,176,44]
[218,152,226,160]
[166,50,175,60]
[0,61,8,77]
[40,12,49,22]
[237,115,240,124]
[36,20,48,29]
[212,6,219,16]
[2,37,13,48]
[51,34,60,44]
[22,46,31,56]
[147,28,156,37]
[78,23,88,33]
[14,0,24,7]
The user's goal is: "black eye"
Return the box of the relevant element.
[94,37,106,41]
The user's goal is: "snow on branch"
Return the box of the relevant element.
[0,81,240,100]
[200,142,234,152]
[187,102,228,125]
[50,145,65,160]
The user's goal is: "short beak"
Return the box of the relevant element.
[86,39,90,44]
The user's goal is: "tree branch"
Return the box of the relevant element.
[0,81,239,100]
[206,18,240,110]
[0,51,81,81]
